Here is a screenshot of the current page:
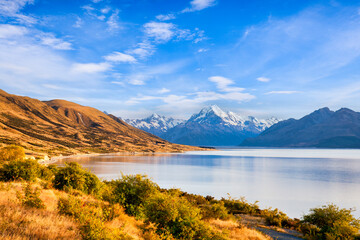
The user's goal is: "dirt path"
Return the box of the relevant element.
[238,214,304,240]
[255,226,304,240]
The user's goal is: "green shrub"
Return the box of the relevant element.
[202,202,231,220]
[110,174,159,216]
[53,162,102,196]
[142,191,225,239]
[262,208,288,227]
[0,159,43,182]
[58,196,130,240]
[17,184,45,209]
[0,145,25,162]
[302,204,360,240]
[220,196,260,215]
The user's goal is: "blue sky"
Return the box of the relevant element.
[0,0,360,119]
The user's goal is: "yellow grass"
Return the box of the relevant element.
[0,183,80,239]
[0,182,272,240]
[209,219,272,240]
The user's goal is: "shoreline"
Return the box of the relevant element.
[44,150,200,165]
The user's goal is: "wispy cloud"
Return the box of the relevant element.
[256,77,270,82]
[144,22,175,43]
[0,0,36,24]
[0,24,27,38]
[182,0,217,13]
[127,41,155,59]
[38,33,73,50]
[158,88,170,94]
[72,62,111,74]
[107,9,121,32]
[208,76,245,92]
[104,52,136,63]
[156,14,176,21]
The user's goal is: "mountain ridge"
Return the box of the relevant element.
[241,107,360,148]
[0,89,201,156]
[126,105,279,146]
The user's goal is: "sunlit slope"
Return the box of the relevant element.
[0,89,200,155]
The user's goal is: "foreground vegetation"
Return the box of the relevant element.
[0,146,360,239]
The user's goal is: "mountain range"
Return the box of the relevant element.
[241,107,360,148]
[126,105,279,146]
[0,89,200,156]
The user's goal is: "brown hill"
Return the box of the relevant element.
[0,89,201,156]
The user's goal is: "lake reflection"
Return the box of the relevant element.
[58,148,360,218]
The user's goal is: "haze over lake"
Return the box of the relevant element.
[59,148,360,218]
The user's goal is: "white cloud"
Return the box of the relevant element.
[127,41,155,59]
[107,9,121,32]
[38,33,73,50]
[72,62,111,74]
[73,16,83,28]
[198,48,208,53]
[265,91,299,95]
[144,22,175,42]
[0,24,27,39]
[156,14,176,21]
[104,52,136,63]
[182,0,216,13]
[0,0,36,24]
[92,0,103,3]
[256,77,270,82]
[143,22,206,44]
[208,76,245,92]
[158,88,170,94]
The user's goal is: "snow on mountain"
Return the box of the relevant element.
[125,105,279,146]
[125,114,185,137]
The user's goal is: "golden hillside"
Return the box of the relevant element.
[0,90,201,156]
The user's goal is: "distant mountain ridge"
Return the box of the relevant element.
[241,107,360,148]
[125,114,185,137]
[126,105,279,146]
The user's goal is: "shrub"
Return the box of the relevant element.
[17,184,45,209]
[302,204,360,240]
[220,196,260,215]
[53,162,102,196]
[201,201,232,220]
[58,196,130,240]
[0,159,43,182]
[262,208,288,227]
[142,191,225,239]
[0,145,25,162]
[110,174,159,216]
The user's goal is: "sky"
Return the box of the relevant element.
[0,0,360,119]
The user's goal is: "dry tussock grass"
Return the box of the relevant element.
[209,219,271,240]
[0,183,80,239]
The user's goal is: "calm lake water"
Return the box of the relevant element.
[58,148,360,218]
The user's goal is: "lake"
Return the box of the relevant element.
[57,148,360,218]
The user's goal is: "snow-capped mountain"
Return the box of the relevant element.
[125,114,185,137]
[163,105,280,146]
[125,105,279,146]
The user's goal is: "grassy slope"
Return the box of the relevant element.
[0,182,269,240]
[0,89,202,157]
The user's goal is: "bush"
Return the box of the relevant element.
[220,196,260,215]
[53,162,102,196]
[110,174,159,216]
[0,145,25,162]
[0,159,44,182]
[302,204,360,240]
[17,184,45,209]
[58,196,130,240]
[142,191,225,239]
[202,202,231,220]
[262,208,288,227]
